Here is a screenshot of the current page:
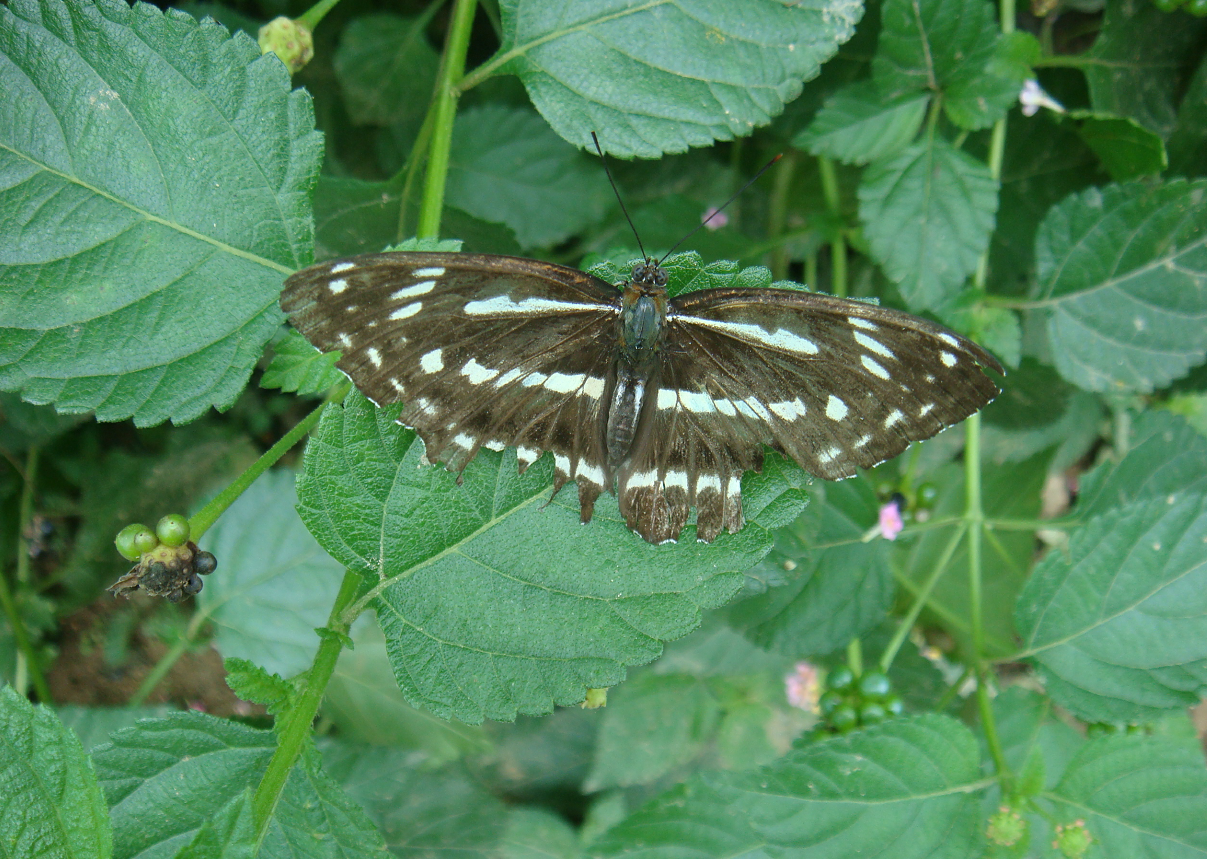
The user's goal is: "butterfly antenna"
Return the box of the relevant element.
[658,152,784,266]
[592,132,648,261]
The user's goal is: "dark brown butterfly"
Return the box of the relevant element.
[281,251,1001,544]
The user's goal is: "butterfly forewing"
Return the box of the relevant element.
[282,253,622,509]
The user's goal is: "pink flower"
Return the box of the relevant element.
[785,661,821,711]
[878,500,904,541]
[701,206,729,230]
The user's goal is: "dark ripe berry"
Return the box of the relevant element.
[828,666,855,692]
[858,671,892,700]
[885,694,904,716]
[183,574,204,596]
[819,690,845,717]
[193,551,217,575]
[829,704,859,732]
[166,589,183,603]
[859,702,888,725]
[156,514,190,548]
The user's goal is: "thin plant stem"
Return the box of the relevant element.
[128,610,210,707]
[816,156,847,297]
[847,637,863,676]
[296,0,340,31]
[253,568,363,830]
[2,446,52,702]
[880,522,968,672]
[416,0,478,238]
[767,149,798,280]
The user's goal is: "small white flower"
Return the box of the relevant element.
[1019,79,1065,117]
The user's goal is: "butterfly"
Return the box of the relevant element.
[281,250,1002,544]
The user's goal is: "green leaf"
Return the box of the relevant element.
[992,686,1084,793]
[296,390,796,723]
[490,0,862,158]
[900,452,1049,659]
[728,477,896,656]
[858,140,998,310]
[1077,410,1207,519]
[585,674,721,791]
[719,715,984,858]
[502,808,581,859]
[1031,179,1207,394]
[224,658,294,716]
[320,740,511,856]
[590,778,765,858]
[1070,112,1168,182]
[198,470,345,679]
[943,31,1037,131]
[93,712,386,859]
[795,82,927,165]
[260,329,345,395]
[1168,51,1207,177]
[175,791,257,859]
[333,12,439,127]
[0,0,321,426]
[1015,492,1207,722]
[980,359,1103,468]
[1048,735,1207,856]
[1080,0,1207,139]
[447,105,612,249]
[0,686,112,859]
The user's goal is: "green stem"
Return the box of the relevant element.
[767,150,797,280]
[846,637,863,676]
[816,156,847,297]
[296,0,341,31]
[880,522,968,672]
[416,0,478,238]
[189,399,331,541]
[3,447,52,702]
[252,567,362,829]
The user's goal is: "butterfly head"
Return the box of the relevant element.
[629,260,668,294]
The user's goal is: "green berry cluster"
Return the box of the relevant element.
[1152,0,1207,14]
[817,666,904,733]
[109,515,216,602]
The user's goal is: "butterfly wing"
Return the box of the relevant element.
[615,286,1003,543]
[281,253,621,515]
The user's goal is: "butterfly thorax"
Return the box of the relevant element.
[606,262,669,467]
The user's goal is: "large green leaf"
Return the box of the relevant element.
[0,686,112,859]
[93,712,385,859]
[1031,180,1207,394]
[198,469,345,679]
[489,0,863,158]
[795,82,927,165]
[1047,735,1207,856]
[0,0,321,425]
[728,477,895,657]
[1015,492,1207,722]
[296,391,805,724]
[333,12,439,127]
[447,105,612,249]
[858,140,998,311]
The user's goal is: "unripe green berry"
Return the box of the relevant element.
[987,805,1027,847]
[916,481,939,508]
[830,704,858,732]
[115,524,154,560]
[859,702,888,725]
[1053,819,1092,858]
[156,514,190,547]
[858,671,892,700]
[1188,0,1207,14]
[819,690,845,717]
[884,694,905,716]
[828,666,855,692]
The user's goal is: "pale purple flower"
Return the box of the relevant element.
[701,206,729,230]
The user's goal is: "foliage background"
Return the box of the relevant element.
[2,0,1207,856]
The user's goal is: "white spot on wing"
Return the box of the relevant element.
[328,279,348,294]
[818,446,842,464]
[544,372,587,394]
[390,302,422,320]
[420,349,443,373]
[337,333,353,349]
[413,266,445,277]
[861,355,890,379]
[554,453,572,476]
[461,358,499,384]
[938,333,960,347]
[521,372,548,388]
[366,347,382,368]
[578,462,606,486]
[850,318,879,331]
[517,446,540,465]
[582,377,605,399]
[769,398,806,420]
[940,351,957,367]
[483,440,505,451]
[390,378,405,393]
[453,433,476,450]
[681,317,819,355]
[494,368,522,388]
[627,470,657,489]
[391,280,436,300]
[657,389,678,410]
[855,433,872,447]
[884,409,904,429]
[696,474,722,493]
[825,395,848,422]
[854,331,894,359]
[331,262,357,273]
[918,403,935,417]
[464,295,608,315]
[665,471,688,491]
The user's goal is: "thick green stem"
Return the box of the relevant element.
[189,399,330,540]
[846,637,863,676]
[252,568,363,829]
[296,0,340,31]
[3,446,52,702]
[416,0,478,238]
